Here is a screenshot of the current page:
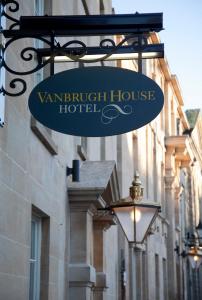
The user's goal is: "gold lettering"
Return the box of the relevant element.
[110,90,122,102]
[88,93,97,101]
[140,91,148,100]
[121,91,131,101]
[148,90,156,100]
[73,93,80,102]
[64,93,71,102]
[54,93,63,102]
[85,104,93,112]
[97,92,107,102]
[68,105,77,113]
[80,93,87,102]
[77,104,85,112]
[37,90,157,104]
[46,93,53,102]
[59,105,68,113]
[93,104,101,113]
[131,91,139,101]
[37,92,47,103]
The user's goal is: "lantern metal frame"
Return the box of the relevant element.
[110,199,161,244]
[0,0,164,97]
[187,246,202,269]
[100,172,161,244]
[175,226,202,259]
[186,226,202,248]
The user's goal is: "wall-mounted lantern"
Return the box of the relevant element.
[188,247,202,269]
[181,226,202,268]
[107,172,161,244]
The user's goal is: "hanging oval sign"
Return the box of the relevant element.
[28,66,164,137]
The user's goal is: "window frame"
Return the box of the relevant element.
[34,0,44,85]
[29,214,42,300]
[31,0,58,156]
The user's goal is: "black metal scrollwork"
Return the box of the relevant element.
[1,0,20,30]
[100,38,116,48]
[59,35,141,64]
[2,36,52,75]
[0,78,26,97]
[59,40,87,59]
[61,35,147,64]
[0,34,145,96]
[0,1,148,96]
[0,1,23,96]
[0,35,54,96]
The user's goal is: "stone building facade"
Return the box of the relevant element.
[0,1,202,300]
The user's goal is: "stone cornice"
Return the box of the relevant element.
[68,161,121,212]
[165,135,193,163]
[93,214,117,231]
[170,75,184,106]
[150,33,190,131]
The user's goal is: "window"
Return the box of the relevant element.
[153,132,157,202]
[35,0,44,15]
[142,251,148,300]
[34,0,44,85]
[161,162,165,214]
[29,208,50,300]
[31,0,58,155]
[163,258,168,300]
[133,134,138,171]
[176,118,180,135]
[100,0,105,14]
[145,127,149,199]
[171,99,175,135]
[29,215,42,300]
[79,137,88,160]
[155,254,160,300]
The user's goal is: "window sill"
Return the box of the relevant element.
[31,117,58,156]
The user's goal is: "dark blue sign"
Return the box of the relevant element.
[28,66,164,137]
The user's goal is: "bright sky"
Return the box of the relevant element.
[112,0,202,110]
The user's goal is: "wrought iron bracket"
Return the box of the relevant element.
[0,1,164,97]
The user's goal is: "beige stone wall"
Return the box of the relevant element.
[114,32,202,300]
[116,44,170,300]
[0,0,74,298]
[1,1,202,300]
[0,1,120,300]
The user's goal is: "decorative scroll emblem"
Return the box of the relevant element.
[28,66,164,137]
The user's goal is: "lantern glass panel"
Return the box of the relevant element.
[113,206,134,242]
[113,204,158,243]
[135,205,158,243]
[188,255,202,269]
